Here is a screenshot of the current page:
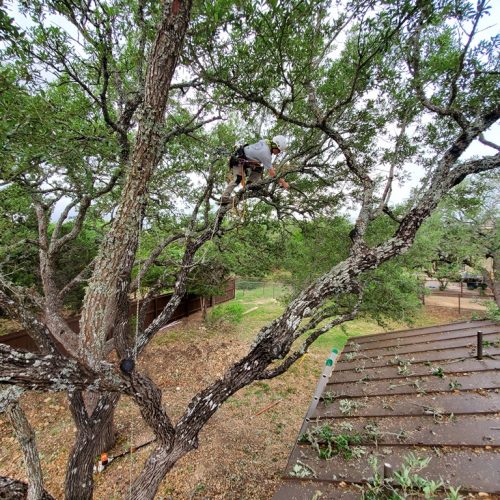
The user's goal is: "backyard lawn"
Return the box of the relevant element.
[0,286,477,499]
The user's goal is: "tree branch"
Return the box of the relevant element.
[58,258,96,301]
[479,133,500,152]
[49,197,91,256]
[0,278,59,355]
[258,306,360,380]
[448,0,486,108]
[0,344,128,393]
[408,19,468,129]
[130,234,184,293]
[129,371,175,446]
[2,393,50,500]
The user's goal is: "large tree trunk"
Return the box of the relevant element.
[488,254,500,307]
[64,392,118,500]
[65,2,194,496]
[129,444,186,500]
[79,0,194,368]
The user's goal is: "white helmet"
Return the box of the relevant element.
[272,135,289,151]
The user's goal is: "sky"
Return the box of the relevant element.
[391,123,499,204]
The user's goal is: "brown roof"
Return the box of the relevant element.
[274,320,500,499]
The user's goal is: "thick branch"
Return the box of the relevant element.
[0,344,128,393]
[258,308,359,380]
[3,396,49,500]
[129,372,175,446]
[79,0,195,367]
[0,280,58,356]
[174,139,500,449]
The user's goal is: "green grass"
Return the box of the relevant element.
[154,284,469,357]
[229,285,467,355]
[232,289,389,352]
[235,282,289,303]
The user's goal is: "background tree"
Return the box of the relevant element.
[186,252,230,321]
[410,173,500,301]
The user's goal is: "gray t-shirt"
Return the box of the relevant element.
[243,140,273,170]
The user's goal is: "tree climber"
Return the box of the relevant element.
[220,135,290,204]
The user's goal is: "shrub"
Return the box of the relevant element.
[485,301,500,322]
[208,302,244,325]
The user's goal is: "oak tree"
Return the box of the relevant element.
[1,0,499,498]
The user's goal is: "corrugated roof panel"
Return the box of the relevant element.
[274,320,500,498]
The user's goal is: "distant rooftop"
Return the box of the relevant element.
[274,320,500,499]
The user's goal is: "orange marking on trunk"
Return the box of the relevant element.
[172,0,181,15]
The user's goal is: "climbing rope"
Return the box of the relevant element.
[196,198,227,267]
[129,206,143,498]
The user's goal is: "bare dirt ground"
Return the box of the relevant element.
[0,305,481,499]
[424,294,489,310]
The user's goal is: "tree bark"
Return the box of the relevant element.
[79,0,194,367]
[64,392,118,500]
[64,431,97,500]
[201,296,208,321]
[129,444,185,500]
[493,258,500,307]
[65,2,194,496]
[5,399,49,500]
[0,477,53,500]
[82,392,116,452]
[35,205,79,357]
[483,253,500,307]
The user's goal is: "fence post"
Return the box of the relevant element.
[477,331,483,360]
[383,463,393,480]
[458,294,461,314]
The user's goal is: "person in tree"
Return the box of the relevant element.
[220,135,290,204]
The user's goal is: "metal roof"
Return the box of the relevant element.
[274,320,500,499]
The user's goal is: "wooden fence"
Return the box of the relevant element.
[0,279,235,352]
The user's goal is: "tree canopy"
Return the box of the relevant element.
[0,0,499,498]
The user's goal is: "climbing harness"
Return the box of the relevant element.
[228,143,249,169]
